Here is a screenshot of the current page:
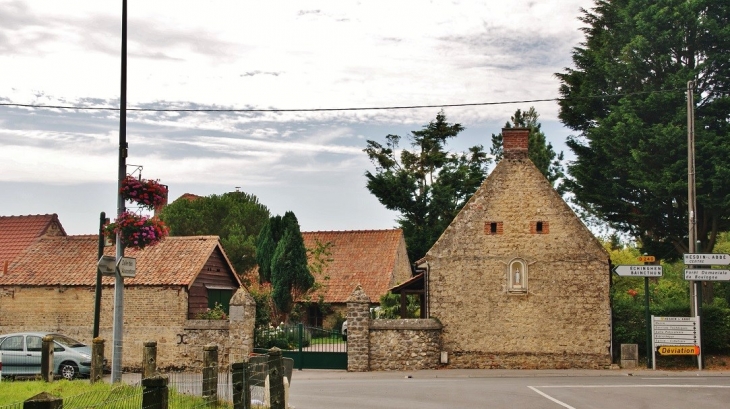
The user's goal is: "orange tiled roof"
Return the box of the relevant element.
[0,214,66,267]
[0,235,239,288]
[302,229,407,303]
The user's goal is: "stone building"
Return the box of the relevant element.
[421,128,611,369]
[0,234,255,370]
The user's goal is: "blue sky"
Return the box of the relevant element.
[0,0,594,234]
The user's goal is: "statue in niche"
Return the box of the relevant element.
[511,262,524,289]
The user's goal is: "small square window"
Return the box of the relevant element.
[484,221,503,235]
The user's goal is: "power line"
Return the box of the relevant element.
[0,88,684,113]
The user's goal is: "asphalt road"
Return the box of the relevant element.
[288,369,730,409]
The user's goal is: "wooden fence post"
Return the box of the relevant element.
[141,374,169,409]
[232,361,251,409]
[142,341,158,379]
[23,392,62,409]
[40,336,54,382]
[202,344,219,405]
[267,347,285,409]
[90,338,105,383]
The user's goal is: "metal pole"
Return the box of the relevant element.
[93,211,106,338]
[112,0,128,383]
[687,80,698,317]
[644,276,651,368]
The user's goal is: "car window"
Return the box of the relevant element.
[0,335,24,351]
[26,336,43,352]
[51,334,85,348]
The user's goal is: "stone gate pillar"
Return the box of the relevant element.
[229,288,257,363]
[347,285,371,372]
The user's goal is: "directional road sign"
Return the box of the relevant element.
[97,255,116,275]
[116,257,136,278]
[683,253,730,265]
[613,265,663,277]
[658,345,700,356]
[684,269,730,281]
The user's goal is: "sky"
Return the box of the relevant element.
[0,0,595,235]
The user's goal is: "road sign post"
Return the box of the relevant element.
[116,257,136,278]
[612,265,663,277]
[683,253,730,265]
[652,316,701,370]
[97,255,116,275]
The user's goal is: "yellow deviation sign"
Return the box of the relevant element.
[658,345,700,356]
[638,255,656,263]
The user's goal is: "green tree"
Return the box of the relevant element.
[490,107,566,192]
[159,191,270,277]
[556,0,730,259]
[364,111,491,260]
[256,211,315,316]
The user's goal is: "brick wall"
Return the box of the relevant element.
[0,285,255,370]
[426,158,612,369]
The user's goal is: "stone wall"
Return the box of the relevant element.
[346,286,443,371]
[0,285,255,370]
[426,153,612,369]
[369,319,442,371]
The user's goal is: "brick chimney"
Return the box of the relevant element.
[502,127,529,159]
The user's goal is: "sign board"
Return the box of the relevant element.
[658,345,700,356]
[684,269,730,281]
[638,255,655,263]
[116,257,136,278]
[613,265,663,277]
[97,255,116,275]
[683,253,730,265]
[652,316,701,370]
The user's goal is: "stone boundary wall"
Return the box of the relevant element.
[369,319,442,371]
[347,286,443,371]
[0,286,256,371]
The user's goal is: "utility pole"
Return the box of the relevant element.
[687,80,698,318]
[112,0,128,383]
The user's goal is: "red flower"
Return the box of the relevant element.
[120,175,168,210]
[104,211,168,250]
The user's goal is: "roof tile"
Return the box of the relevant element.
[302,229,407,303]
[0,214,66,267]
[1,235,233,288]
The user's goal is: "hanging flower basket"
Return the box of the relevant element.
[120,175,168,210]
[104,211,169,250]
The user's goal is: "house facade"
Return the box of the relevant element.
[0,234,255,369]
[300,229,412,328]
[422,128,612,369]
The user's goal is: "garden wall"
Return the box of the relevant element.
[347,286,442,371]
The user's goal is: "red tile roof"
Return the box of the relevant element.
[0,235,239,288]
[301,229,410,303]
[0,214,66,267]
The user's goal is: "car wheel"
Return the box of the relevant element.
[59,362,78,380]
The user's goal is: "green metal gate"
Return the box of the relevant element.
[254,323,347,370]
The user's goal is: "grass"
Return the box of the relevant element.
[309,336,346,345]
[0,379,236,409]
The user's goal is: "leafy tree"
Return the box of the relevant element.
[159,191,270,277]
[490,107,566,193]
[364,111,491,260]
[556,0,730,259]
[256,211,315,316]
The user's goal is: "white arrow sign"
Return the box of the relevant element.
[97,255,116,275]
[684,269,730,281]
[613,265,663,277]
[684,253,730,265]
[116,257,136,278]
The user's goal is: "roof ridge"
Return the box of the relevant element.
[0,214,58,219]
[302,228,401,234]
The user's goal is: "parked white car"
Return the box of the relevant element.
[0,332,97,380]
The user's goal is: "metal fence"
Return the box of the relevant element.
[0,348,291,409]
